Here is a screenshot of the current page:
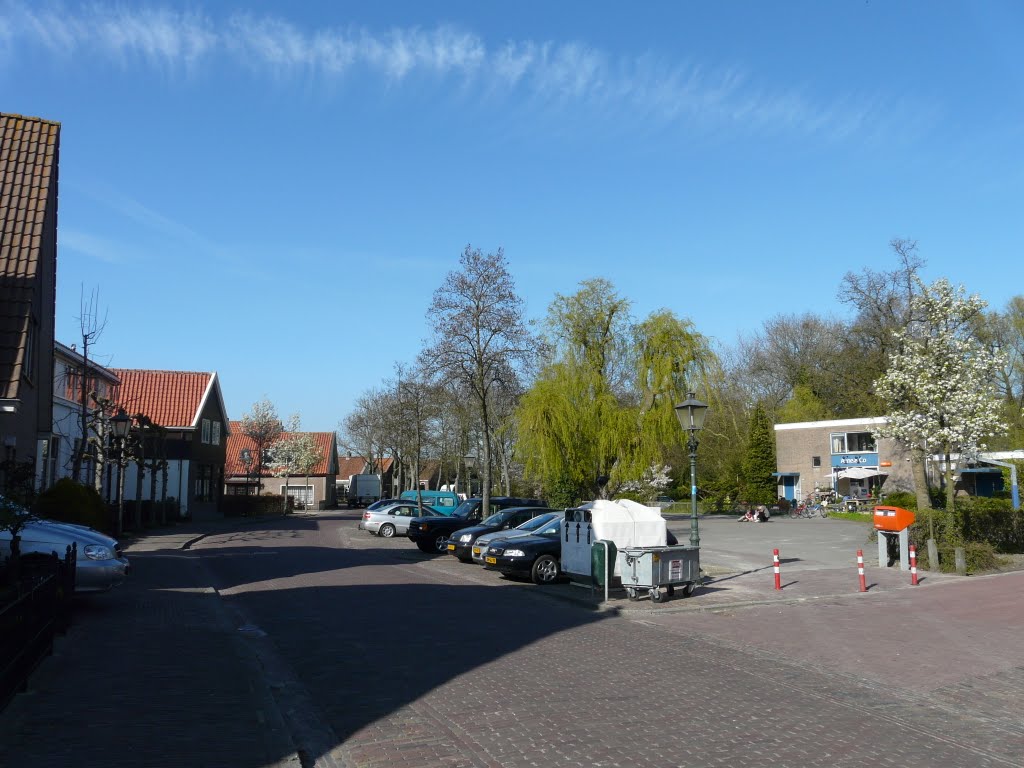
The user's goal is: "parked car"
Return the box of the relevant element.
[399,490,461,512]
[365,498,401,511]
[483,517,565,584]
[470,511,564,564]
[0,498,129,593]
[447,506,557,562]
[652,496,675,509]
[407,496,548,554]
[358,501,445,538]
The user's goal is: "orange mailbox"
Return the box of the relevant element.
[873,506,916,532]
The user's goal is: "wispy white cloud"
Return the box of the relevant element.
[0,0,894,140]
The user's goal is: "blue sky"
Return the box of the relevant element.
[3,1,1022,431]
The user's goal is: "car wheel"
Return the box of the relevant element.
[432,534,448,553]
[378,523,396,538]
[457,555,473,564]
[531,555,559,585]
[415,541,435,553]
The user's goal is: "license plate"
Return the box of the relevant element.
[485,556,497,565]
[472,547,481,555]
[447,544,456,551]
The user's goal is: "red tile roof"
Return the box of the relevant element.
[225,422,337,477]
[110,369,221,429]
[1,113,60,400]
[336,454,394,479]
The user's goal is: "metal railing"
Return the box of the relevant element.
[0,543,76,711]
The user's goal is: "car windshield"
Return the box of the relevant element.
[515,513,557,531]
[480,510,510,526]
[450,500,478,519]
[536,520,562,537]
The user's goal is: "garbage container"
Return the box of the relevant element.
[591,540,617,587]
[617,545,700,603]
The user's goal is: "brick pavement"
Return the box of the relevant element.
[4,511,1021,768]
[0,514,303,768]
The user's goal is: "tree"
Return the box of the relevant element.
[272,415,323,511]
[516,280,715,501]
[240,398,282,494]
[741,402,777,504]
[424,245,535,517]
[70,286,108,484]
[873,277,1006,514]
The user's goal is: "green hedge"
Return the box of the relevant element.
[222,494,291,518]
[33,479,109,532]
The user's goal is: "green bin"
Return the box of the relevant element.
[591,539,617,587]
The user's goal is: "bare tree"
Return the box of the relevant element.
[71,286,108,483]
[424,246,535,516]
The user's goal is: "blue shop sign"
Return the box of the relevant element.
[831,453,879,467]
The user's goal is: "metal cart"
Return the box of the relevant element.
[617,545,701,603]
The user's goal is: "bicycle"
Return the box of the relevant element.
[790,501,827,519]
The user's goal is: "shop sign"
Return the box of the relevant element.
[831,453,879,467]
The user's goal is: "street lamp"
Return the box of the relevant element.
[674,392,709,548]
[463,455,476,497]
[240,449,253,496]
[110,408,131,537]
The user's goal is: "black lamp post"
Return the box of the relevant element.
[675,392,709,548]
[463,455,476,497]
[110,408,131,537]
[240,449,253,496]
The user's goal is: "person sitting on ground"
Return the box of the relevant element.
[755,505,770,522]
[738,507,756,522]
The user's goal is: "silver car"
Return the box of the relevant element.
[470,511,564,564]
[1,500,129,593]
[358,501,443,538]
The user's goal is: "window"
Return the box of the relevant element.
[211,421,221,446]
[201,419,211,444]
[812,456,821,468]
[830,432,876,454]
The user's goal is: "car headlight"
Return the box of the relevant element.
[458,533,473,543]
[83,544,114,561]
[504,549,525,557]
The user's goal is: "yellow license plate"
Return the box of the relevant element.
[485,556,497,565]
[472,547,481,555]
[447,544,456,551]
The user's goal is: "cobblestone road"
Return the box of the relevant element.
[2,511,1020,768]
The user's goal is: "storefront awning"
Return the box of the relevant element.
[958,468,1001,474]
[772,472,800,477]
[836,467,885,480]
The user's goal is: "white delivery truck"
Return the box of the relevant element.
[347,474,382,507]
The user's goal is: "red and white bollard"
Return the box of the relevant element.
[910,544,919,586]
[773,548,781,590]
[857,549,867,592]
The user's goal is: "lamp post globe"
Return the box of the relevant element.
[674,392,709,548]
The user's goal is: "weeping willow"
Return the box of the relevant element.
[517,282,716,498]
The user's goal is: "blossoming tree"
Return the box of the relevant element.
[873,278,1005,514]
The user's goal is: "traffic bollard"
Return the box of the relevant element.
[773,548,781,590]
[857,549,867,592]
[910,544,919,586]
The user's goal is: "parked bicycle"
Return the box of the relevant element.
[790,499,828,518]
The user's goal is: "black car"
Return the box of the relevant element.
[483,517,564,584]
[406,496,547,554]
[446,506,556,563]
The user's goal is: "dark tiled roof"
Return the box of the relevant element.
[110,369,215,429]
[1,112,60,400]
[225,421,337,477]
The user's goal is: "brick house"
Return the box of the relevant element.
[0,113,60,497]
[109,369,230,520]
[225,423,339,509]
[774,417,916,503]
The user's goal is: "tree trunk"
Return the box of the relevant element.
[911,444,931,512]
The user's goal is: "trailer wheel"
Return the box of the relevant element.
[682,582,697,598]
[650,587,667,603]
[626,587,639,601]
